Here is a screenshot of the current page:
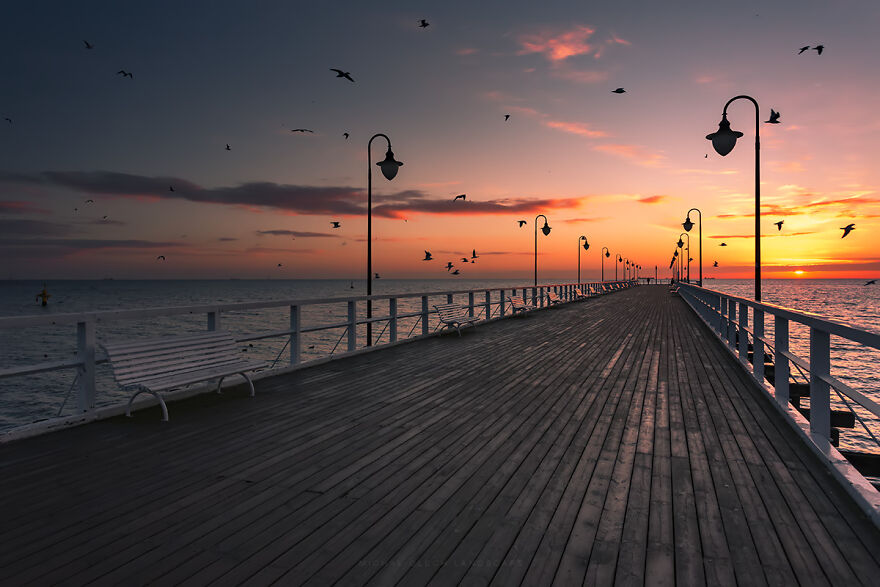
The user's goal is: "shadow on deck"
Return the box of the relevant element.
[1,285,878,585]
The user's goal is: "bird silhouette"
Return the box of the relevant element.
[840,223,855,238]
[225,144,231,150]
[375,273,381,279]
[765,109,781,124]
[865,280,876,286]
[3,117,11,124]
[461,257,469,263]
[713,261,719,267]
[612,88,626,94]
[517,220,527,227]
[102,215,108,220]
[720,242,727,246]
[504,114,510,121]
[446,262,454,271]
[156,255,165,261]
[116,70,133,78]
[277,263,282,267]
[169,185,174,192]
[813,45,824,55]
[85,199,94,203]
[291,128,314,133]
[330,68,354,82]
[343,132,349,139]
[454,194,466,201]
[451,269,460,275]
[472,249,478,259]
[331,221,341,228]
[423,250,433,261]
[418,19,429,28]
[774,220,784,231]
[83,40,94,49]
[797,46,810,54]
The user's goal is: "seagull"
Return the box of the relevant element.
[330,68,354,82]
[423,250,433,261]
[343,132,349,139]
[291,128,314,133]
[116,70,133,78]
[446,262,454,271]
[85,199,94,203]
[375,273,381,279]
[418,19,429,28]
[156,255,166,261]
[461,257,469,263]
[865,280,876,286]
[713,261,719,267]
[454,194,466,201]
[225,144,231,150]
[720,242,727,246]
[517,220,527,227]
[765,109,781,124]
[451,269,460,275]
[102,215,108,220]
[331,221,341,228]
[472,249,479,259]
[83,40,94,49]
[813,45,824,55]
[774,220,784,231]
[612,88,626,94]
[277,263,282,267]
[797,46,810,54]
[840,223,855,238]
[169,185,174,192]
[504,114,510,121]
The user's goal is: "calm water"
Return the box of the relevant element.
[1,279,878,455]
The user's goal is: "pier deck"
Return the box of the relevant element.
[1,286,878,585]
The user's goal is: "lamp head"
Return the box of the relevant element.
[706,113,742,156]
[580,236,589,250]
[677,238,684,248]
[377,147,403,180]
[683,216,694,232]
[541,220,551,236]
[674,250,679,258]
[605,250,610,258]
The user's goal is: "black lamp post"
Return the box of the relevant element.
[601,247,610,282]
[366,133,403,346]
[615,253,622,281]
[683,208,702,286]
[534,214,551,286]
[706,95,761,301]
[577,235,589,284]
[678,232,690,282]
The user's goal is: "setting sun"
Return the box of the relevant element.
[794,270,805,276]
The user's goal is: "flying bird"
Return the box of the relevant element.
[504,114,510,121]
[169,185,174,192]
[375,273,381,279]
[423,250,433,261]
[454,194,466,201]
[330,68,354,82]
[840,223,855,238]
[472,249,479,259]
[451,269,460,275]
[277,263,282,267]
[102,215,108,220]
[445,262,454,271]
[291,128,314,133]
[331,221,341,228]
[765,109,781,124]
[156,255,165,261]
[343,132,349,139]
[713,261,719,267]
[813,45,824,55]
[774,220,784,230]
[461,257,469,263]
[85,199,94,203]
[225,144,231,150]
[116,70,132,78]
[797,46,810,54]
[3,117,11,124]
[865,280,876,286]
[612,88,626,94]
[720,242,727,246]
[517,220,527,227]
[83,40,94,49]
[418,19,429,28]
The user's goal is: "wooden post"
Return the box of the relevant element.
[421,296,429,336]
[774,316,790,405]
[347,300,357,351]
[389,298,398,343]
[809,327,831,439]
[290,304,301,365]
[500,289,506,317]
[76,320,96,413]
[753,309,765,382]
[738,302,749,361]
[468,292,475,317]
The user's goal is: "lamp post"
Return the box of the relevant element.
[366,133,403,346]
[706,95,761,301]
[534,214,551,287]
[577,236,589,284]
[615,253,622,281]
[601,247,610,282]
[683,208,702,286]
[677,233,690,283]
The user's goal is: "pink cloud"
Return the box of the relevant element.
[518,25,597,61]
[0,200,51,215]
[550,68,609,84]
[636,195,667,204]
[456,48,479,56]
[545,120,608,138]
[593,144,666,167]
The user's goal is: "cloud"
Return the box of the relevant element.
[0,218,75,236]
[544,120,608,138]
[217,237,238,242]
[256,230,340,238]
[713,194,880,219]
[0,200,51,215]
[0,237,182,259]
[635,195,667,204]
[456,48,479,56]
[372,196,586,219]
[708,231,817,239]
[558,216,611,223]
[518,25,597,61]
[593,144,666,167]
[550,68,608,84]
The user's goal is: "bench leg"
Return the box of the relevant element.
[126,389,169,422]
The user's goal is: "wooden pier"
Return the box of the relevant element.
[1,286,878,585]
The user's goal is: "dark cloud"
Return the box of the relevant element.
[256,230,340,238]
[0,201,51,215]
[217,237,238,242]
[0,219,74,236]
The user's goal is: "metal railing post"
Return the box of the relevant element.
[774,316,790,405]
[290,304,301,365]
[347,301,357,351]
[389,298,398,343]
[738,302,749,361]
[727,298,736,349]
[76,320,96,413]
[421,296,429,336]
[484,290,491,319]
[207,309,220,331]
[468,292,475,317]
[500,289,506,317]
[447,293,454,305]
[809,327,831,439]
[753,309,765,382]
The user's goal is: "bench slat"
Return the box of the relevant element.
[115,353,250,384]
[103,330,233,354]
[126,360,267,392]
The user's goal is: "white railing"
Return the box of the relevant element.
[0,279,637,436]
[677,283,880,449]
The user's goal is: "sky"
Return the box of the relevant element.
[1,0,879,281]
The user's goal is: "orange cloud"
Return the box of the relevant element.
[544,120,608,138]
[517,25,597,61]
[636,195,667,204]
[559,216,611,223]
[593,144,666,167]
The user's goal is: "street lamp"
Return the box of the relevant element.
[366,133,403,346]
[577,235,589,284]
[677,232,690,282]
[601,247,610,282]
[706,95,761,301]
[615,253,623,281]
[683,208,702,286]
[534,214,551,286]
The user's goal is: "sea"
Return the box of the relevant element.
[1,278,878,456]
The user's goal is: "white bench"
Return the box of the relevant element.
[434,302,479,336]
[546,291,564,306]
[507,295,536,315]
[103,330,267,421]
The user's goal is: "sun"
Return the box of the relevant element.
[794,270,805,276]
